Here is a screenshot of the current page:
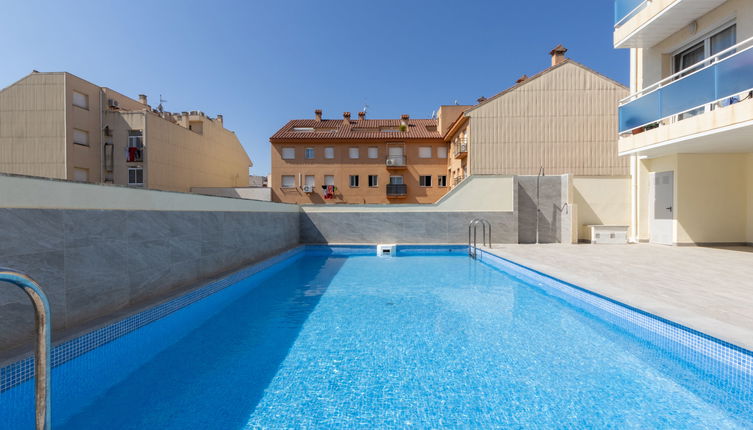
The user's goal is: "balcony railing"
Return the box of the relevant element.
[386,155,406,167]
[614,0,647,27]
[386,184,407,197]
[453,175,465,186]
[454,142,468,157]
[618,37,753,134]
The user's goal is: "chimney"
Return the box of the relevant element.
[138,94,148,105]
[400,114,410,127]
[516,75,528,84]
[550,44,568,66]
[314,109,322,122]
[343,112,351,125]
[216,114,223,125]
[358,111,366,120]
[477,96,487,103]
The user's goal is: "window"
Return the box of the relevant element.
[73,167,88,182]
[389,176,404,185]
[281,175,295,188]
[368,175,379,187]
[349,175,359,187]
[128,130,143,148]
[324,147,335,159]
[73,129,89,146]
[305,175,315,187]
[292,127,314,132]
[419,175,432,187]
[367,147,379,159]
[282,147,295,160]
[674,24,736,75]
[437,175,447,187]
[305,148,315,159]
[324,175,335,186]
[349,147,360,159]
[418,147,432,158]
[437,146,448,159]
[72,91,88,109]
[128,167,144,186]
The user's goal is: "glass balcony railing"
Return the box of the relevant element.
[614,0,647,26]
[619,37,753,134]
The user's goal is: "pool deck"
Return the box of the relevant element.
[482,244,753,352]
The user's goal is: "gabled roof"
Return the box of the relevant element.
[270,118,442,140]
[464,59,628,114]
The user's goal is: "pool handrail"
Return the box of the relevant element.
[468,218,492,259]
[0,268,51,430]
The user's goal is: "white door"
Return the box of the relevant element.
[650,171,674,245]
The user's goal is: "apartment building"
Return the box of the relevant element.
[614,0,753,245]
[270,111,449,204]
[441,46,629,186]
[0,71,251,192]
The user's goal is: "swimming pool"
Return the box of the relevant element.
[1,245,752,428]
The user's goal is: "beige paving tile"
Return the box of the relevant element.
[483,244,753,351]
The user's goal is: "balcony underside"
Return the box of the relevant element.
[619,101,753,158]
[614,0,726,49]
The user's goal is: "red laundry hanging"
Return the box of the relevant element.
[128,147,138,162]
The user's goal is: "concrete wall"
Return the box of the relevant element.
[299,175,517,244]
[637,153,752,245]
[191,187,272,201]
[301,211,516,244]
[516,176,565,243]
[572,176,631,241]
[0,175,299,354]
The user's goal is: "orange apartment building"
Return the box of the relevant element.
[270,110,449,204]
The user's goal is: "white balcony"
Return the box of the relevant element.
[614,0,727,49]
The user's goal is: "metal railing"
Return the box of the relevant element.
[453,143,467,157]
[0,268,51,430]
[614,0,647,27]
[385,155,406,167]
[468,218,492,259]
[619,36,753,133]
[453,175,465,186]
[386,183,407,196]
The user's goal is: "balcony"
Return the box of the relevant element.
[454,142,467,159]
[126,147,144,163]
[453,175,465,186]
[614,0,726,49]
[386,184,407,198]
[618,37,753,156]
[386,155,407,169]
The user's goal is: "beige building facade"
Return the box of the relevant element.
[615,0,753,245]
[0,71,251,192]
[270,112,449,204]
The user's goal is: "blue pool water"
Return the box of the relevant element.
[2,249,753,428]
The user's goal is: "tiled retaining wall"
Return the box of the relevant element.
[300,211,517,244]
[0,208,299,353]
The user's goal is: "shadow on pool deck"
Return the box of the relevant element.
[58,255,347,430]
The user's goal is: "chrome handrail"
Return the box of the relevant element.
[0,268,51,430]
[468,218,492,259]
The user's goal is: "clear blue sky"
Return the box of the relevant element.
[1,1,627,175]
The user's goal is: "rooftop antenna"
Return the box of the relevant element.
[362,103,369,113]
[431,110,437,119]
[454,99,459,105]
[157,94,167,113]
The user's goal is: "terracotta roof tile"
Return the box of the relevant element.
[270,118,441,140]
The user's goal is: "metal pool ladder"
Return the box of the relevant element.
[468,218,492,259]
[0,268,51,430]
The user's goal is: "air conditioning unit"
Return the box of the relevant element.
[386,158,397,166]
[302,185,313,193]
[107,99,119,108]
